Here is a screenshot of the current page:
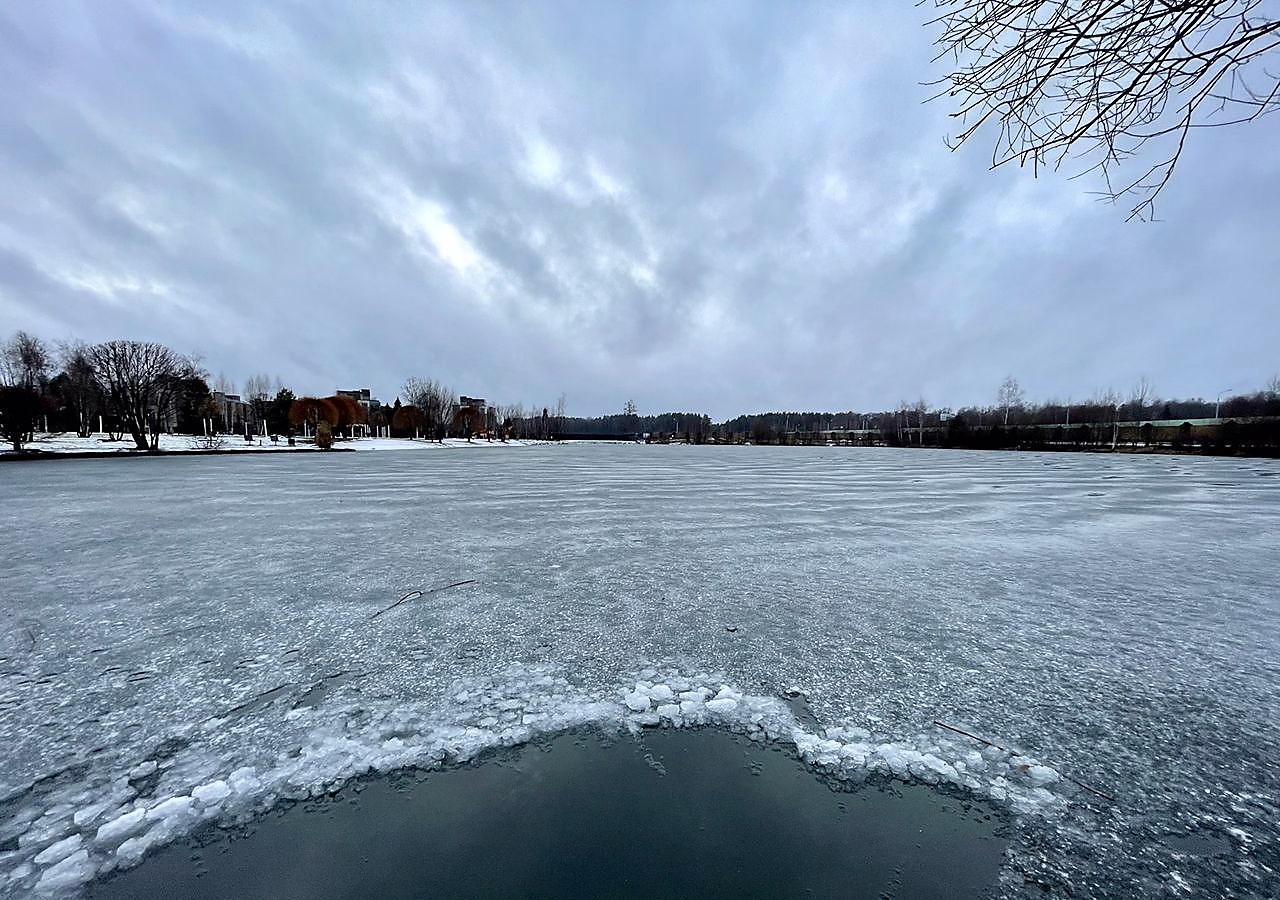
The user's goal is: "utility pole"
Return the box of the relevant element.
[1215,388,1233,420]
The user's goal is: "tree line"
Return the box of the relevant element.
[570,375,1280,455]
[3,330,1277,455]
[0,330,570,453]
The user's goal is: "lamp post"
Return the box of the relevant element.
[1214,388,1233,420]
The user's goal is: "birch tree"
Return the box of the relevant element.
[997,376,1024,425]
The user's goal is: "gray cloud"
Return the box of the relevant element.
[1,0,1276,417]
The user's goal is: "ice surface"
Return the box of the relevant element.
[1,446,1278,898]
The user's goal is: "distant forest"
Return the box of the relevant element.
[563,377,1280,454]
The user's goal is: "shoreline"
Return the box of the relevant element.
[0,446,347,462]
[0,436,561,462]
[4,434,1276,462]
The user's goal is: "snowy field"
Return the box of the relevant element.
[1,446,1277,897]
[2,434,552,455]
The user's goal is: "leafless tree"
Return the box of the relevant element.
[89,340,197,451]
[913,396,929,445]
[1092,387,1124,447]
[1267,374,1280,398]
[929,1,1280,219]
[1,331,51,390]
[555,392,567,439]
[403,378,457,441]
[1128,376,1156,420]
[997,375,1024,425]
[509,402,527,439]
[57,340,99,437]
[243,373,277,435]
[242,373,274,401]
[213,372,236,396]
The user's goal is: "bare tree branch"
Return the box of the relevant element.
[929,0,1280,219]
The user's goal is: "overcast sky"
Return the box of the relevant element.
[2,1,1277,418]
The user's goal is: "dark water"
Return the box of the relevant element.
[90,729,1007,899]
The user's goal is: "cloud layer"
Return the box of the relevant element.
[2,1,1277,416]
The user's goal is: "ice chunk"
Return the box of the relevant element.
[1025,764,1059,785]
[95,808,147,846]
[646,684,675,702]
[624,691,651,712]
[912,754,959,783]
[839,744,868,766]
[145,796,194,821]
[705,697,738,714]
[192,780,233,806]
[656,704,681,719]
[114,832,161,865]
[33,834,82,867]
[34,849,93,892]
[228,767,261,794]
[126,760,158,780]
[72,800,115,827]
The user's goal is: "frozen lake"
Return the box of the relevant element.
[2,445,1278,897]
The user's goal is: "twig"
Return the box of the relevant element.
[370,580,477,619]
[933,720,1117,803]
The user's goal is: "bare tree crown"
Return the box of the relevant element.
[88,340,197,450]
[929,1,1280,219]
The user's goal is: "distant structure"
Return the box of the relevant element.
[334,388,387,438]
[210,391,251,433]
[454,396,487,438]
[336,388,381,413]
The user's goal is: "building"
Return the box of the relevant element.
[336,388,381,413]
[454,396,487,437]
[210,391,251,434]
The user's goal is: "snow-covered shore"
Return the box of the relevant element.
[0,435,554,457]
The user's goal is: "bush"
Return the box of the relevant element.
[315,421,334,450]
[0,386,46,452]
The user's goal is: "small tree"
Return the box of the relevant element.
[325,394,366,438]
[0,386,45,451]
[912,397,928,446]
[622,399,639,435]
[269,388,296,436]
[997,376,1024,426]
[243,373,276,436]
[1128,377,1156,421]
[392,404,426,437]
[289,397,338,433]
[1,331,51,392]
[55,341,98,437]
[315,421,334,450]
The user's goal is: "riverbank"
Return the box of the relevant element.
[0,435,555,461]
